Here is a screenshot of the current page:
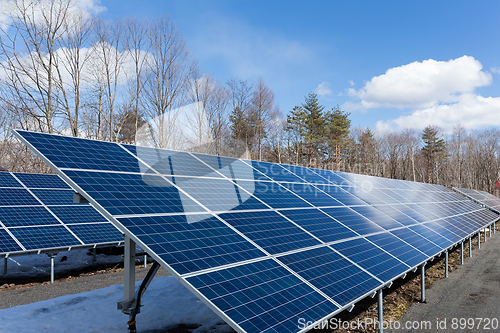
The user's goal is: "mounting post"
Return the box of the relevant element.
[445,250,449,278]
[49,254,56,283]
[92,248,97,263]
[378,288,384,333]
[469,236,472,257]
[3,256,7,275]
[494,221,496,234]
[460,242,464,265]
[123,235,135,309]
[144,254,147,268]
[489,224,492,238]
[478,232,481,249]
[420,263,426,303]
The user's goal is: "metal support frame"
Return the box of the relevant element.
[420,264,426,303]
[144,254,147,268]
[469,236,472,257]
[494,221,496,234]
[489,224,492,238]
[48,254,56,284]
[460,242,464,265]
[3,256,7,275]
[378,288,384,333]
[92,248,97,263]
[118,235,136,318]
[478,232,481,249]
[445,250,448,278]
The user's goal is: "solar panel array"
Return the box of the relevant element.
[0,172,123,256]
[14,130,499,333]
[454,187,500,213]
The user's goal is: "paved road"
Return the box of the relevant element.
[390,232,500,333]
[0,266,170,310]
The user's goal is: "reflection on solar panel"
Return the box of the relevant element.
[454,187,500,213]
[0,172,122,255]
[14,130,500,333]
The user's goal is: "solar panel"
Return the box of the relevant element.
[13,130,500,333]
[454,187,500,213]
[0,171,123,256]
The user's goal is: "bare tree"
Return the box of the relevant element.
[249,77,276,161]
[141,15,196,148]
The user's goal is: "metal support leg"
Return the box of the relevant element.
[123,235,136,318]
[50,255,55,284]
[478,232,481,249]
[494,221,496,234]
[461,242,464,265]
[92,248,97,263]
[378,288,383,333]
[144,254,147,268]
[420,264,426,303]
[489,225,492,238]
[3,257,7,275]
[469,236,472,257]
[445,250,448,278]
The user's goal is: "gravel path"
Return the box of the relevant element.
[0,265,171,310]
[390,231,500,333]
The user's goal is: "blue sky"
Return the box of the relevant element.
[100,0,500,133]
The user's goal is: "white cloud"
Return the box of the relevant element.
[314,81,332,97]
[375,93,500,132]
[349,80,354,86]
[349,56,492,109]
[491,67,500,74]
[0,0,105,31]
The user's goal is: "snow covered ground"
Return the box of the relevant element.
[0,250,233,332]
[3,249,124,279]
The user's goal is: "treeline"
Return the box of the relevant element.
[0,0,499,193]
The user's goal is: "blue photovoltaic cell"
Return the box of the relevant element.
[15,130,146,173]
[278,208,358,243]
[342,187,388,205]
[318,186,368,206]
[218,210,321,254]
[366,232,428,268]
[0,173,22,188]
[67,223,122,244]
[193,155,263,181]
[390,228,442,257]
[173,177,268,212]
[278,246,382,306]
[0,206,61,227]
[350,206,404,230]
[322,207,385,235]
[330,238,409,281]
[10,225,80,250]
[49,205,108,224]
[15,173,71,189]
[124,145,224,178]
[187,259,339,333]
[310,169,353,186]
[234,180,311,209]
[249,161,304,183]
[393,204,430,223]
[118,214,266,275]
[409,224,453,249]
[372,205,419,226]
[280,165,332,184]
[278,183,343,207]
[31,189,76,205]
[0,229,22,252]
[62,170,205,215]
[0,188,41,206]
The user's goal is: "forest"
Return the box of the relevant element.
[0,0,499,193]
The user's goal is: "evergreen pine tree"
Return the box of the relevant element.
[421,125,447,183]
[325,106,351,171]
[302,92,325,167]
